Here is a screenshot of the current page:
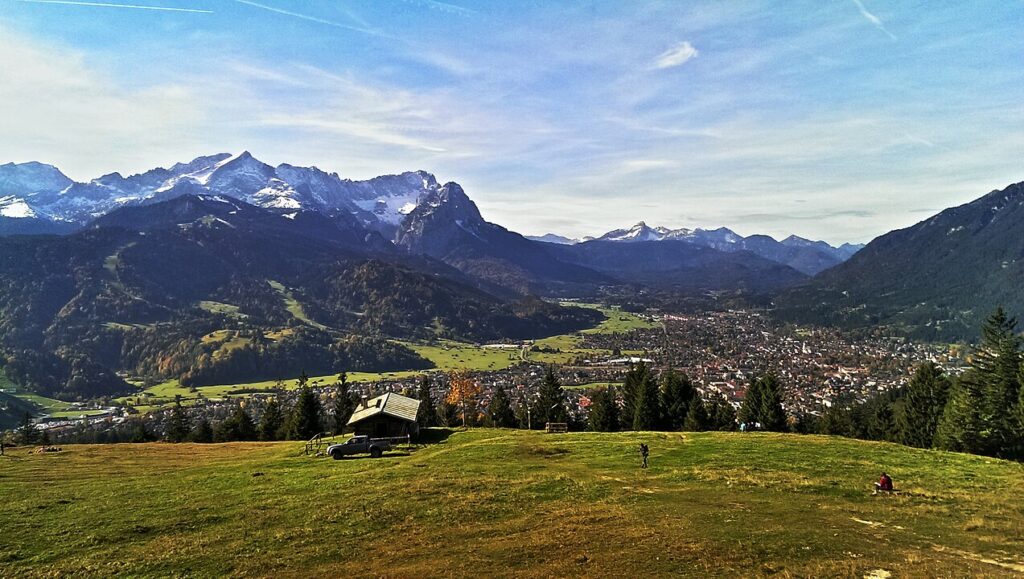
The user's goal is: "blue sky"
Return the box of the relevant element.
[1,0,1022,243]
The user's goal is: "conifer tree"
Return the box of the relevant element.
[533,366,569,427]
[683,397,710,431]
[707,394,737,431]
[165,399,189,443]
[660,368,695,431]
[866,398,897,442]
[899,362,951,448]
[934,377,985,453]
[758,374,788,432]
[632,369,662,431]
[130,420,154,443]
[288,372,323,440]
[216,406,257,441]
[818,404,853,436]
[738,377,762,429]
[258,398,284,441]
[190,417,214,443]
[416,375,439,428]
[332,373,355,435]
[620,361,650,430]
[936,308,1022,457]
[17,411,38,445]
[487,385,517,428]
[587,386,619,432]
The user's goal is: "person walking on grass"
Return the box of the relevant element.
[639,443,649,469]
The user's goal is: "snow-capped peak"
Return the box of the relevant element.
[0,154,450,239]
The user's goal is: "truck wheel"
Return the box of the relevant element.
[370,447,382,458]
[331,451,343,460]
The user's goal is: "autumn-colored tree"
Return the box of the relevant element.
[446,371,482,428]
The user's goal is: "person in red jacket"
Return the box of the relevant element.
[874,472,893,492]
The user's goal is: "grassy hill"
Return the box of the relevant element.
[1,430,1022,577]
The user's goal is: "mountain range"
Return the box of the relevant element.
[0,153,860,291]
[775,180,1024,340]
[529,222,864,276]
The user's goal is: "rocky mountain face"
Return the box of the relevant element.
[0,153,441,238]
[775,180,1024,340]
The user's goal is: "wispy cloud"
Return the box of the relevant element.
[653,41,699,69]
[851,0,897,40]
[397,0,475,17]
[232,0,389,37]
[10,0,211,13]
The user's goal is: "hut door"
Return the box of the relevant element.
[374,422,388,437]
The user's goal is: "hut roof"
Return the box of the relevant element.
[347,392,421,426]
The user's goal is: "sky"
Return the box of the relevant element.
[1,1,1022,244]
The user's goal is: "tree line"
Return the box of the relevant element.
[818,308,1024,461]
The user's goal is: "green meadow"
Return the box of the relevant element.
[108,303,655,414]
[1,429,1022,577]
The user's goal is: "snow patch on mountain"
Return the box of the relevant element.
[0,196,36,218]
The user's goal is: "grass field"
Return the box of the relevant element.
[1,430,1022,577]
[62,303,653,415]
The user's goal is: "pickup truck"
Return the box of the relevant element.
[326,435,405,459]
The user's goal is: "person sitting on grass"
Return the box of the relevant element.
[874,472,894,493]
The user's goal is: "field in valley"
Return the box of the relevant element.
[1,429,1022,577]
[108,304,658,414]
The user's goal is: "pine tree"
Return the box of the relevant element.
[288,375,323,440]
[620,362,650,430]
[818,404,853,436]
[189,418,214,443]
[216,406,257,441]
[165,400,190,443]
[259,398,284,441]
[707,394,737,431]
[683,397,710,431]
[758,374,788,432]
[533,366,569,428]
[416,375,439,428]
[936,308,1022,457]
[632,369,661,431]
[866,399,897,442]
[17,411,38,445]
[899,362,951,448]
[130,420,154,443]
[934,377,985,453]
[660,368,695,431]
[487,385,517,428]
[738,377,762,429]
[332,373,355,435]
[588,386,619,432]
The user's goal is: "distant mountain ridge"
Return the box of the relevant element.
[532,222,864,275]
[0,153,850,284]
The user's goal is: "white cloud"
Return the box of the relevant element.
[0,28,205,180]
[851,0,897,40]
[653,41,699,69]
[10,0,211,13]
